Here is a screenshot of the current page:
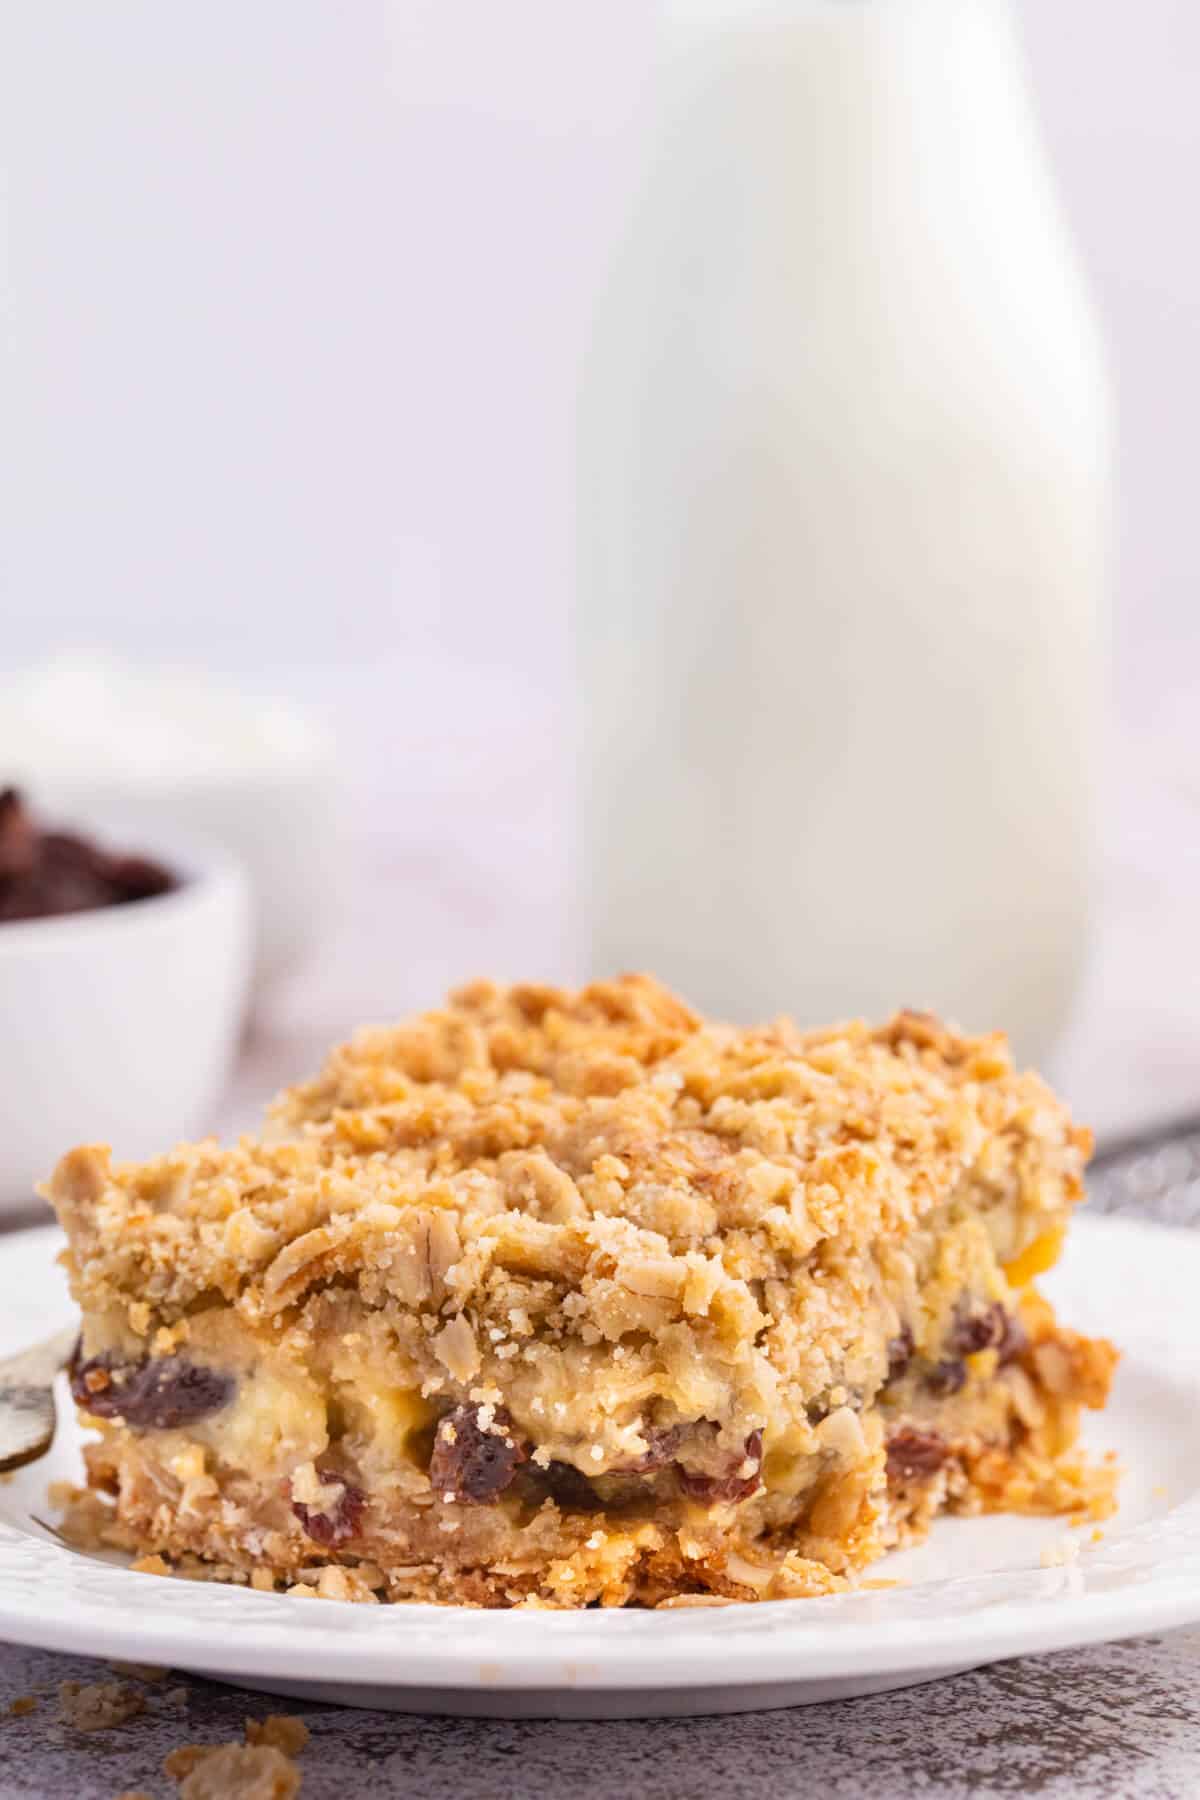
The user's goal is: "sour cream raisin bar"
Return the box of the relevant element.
[45,977,1117,1606]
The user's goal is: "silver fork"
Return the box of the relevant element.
[0,1325,78,1474]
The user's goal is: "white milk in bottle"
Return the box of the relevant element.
[577,0,1110,1062]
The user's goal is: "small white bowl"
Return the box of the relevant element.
[44,764,342,993]
[0,847,251,1214]
[0,658,340,993]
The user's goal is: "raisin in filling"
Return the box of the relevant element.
[676,1429,764,1504]
[887,1300,1026,1402]
[538,1460,606,1514]
[431,1411,765,1513]
[886,1428,949,1482]
[292,1480,367,1547]
[947,1300,1028,1359]
[885,1324,915,1384]
[925,1358,968,1397]
[615,1420,764,1500]
[429,1403,528,1503]
[68,1344,233,1430]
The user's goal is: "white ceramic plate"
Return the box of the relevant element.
[1,1216,1199,1718]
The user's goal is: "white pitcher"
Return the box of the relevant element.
[577,0,1111,1063]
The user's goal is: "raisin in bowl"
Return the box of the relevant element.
[0,799,250,1212]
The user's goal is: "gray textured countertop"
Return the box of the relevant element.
[2,1629,1199,1799]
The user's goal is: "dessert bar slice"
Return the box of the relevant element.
[46,976,1117,1606]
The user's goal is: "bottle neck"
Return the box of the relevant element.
[650,0,1040,195]
[655,0,1024,89]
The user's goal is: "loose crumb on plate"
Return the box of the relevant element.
[130,1554,173,1577]
[1039,1534,1082,1569]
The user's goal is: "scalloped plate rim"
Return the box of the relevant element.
[0,1214,1198,1699]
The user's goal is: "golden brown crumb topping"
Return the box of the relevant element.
[45,976,1088,1339]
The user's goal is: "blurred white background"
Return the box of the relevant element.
[1,1,1198,1136]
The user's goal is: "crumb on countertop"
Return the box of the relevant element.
[58,1679,145,1732]
[163,1713,308,1796]
[174,1743,301,1798]
[245,1715,310,1756]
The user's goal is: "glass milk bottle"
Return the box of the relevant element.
[577,0,1111,1063]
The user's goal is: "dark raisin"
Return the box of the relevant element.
[105,853,175,904]
[886,1428,949,1482]
[676,1429,764,1504]
[0,790,36,880]
[540,1460,604,1513]
[68,1348,233,1429]
[886,1324,915,1382]
[925,1357,967,1396]
[292,1479,366,1547]
[25,832,114,916]
[429,1403,528,1504]
[616,1420,765,1504]
[622,1423,687,1474]
[996,1308,1028,1365]
[0,793,177,922]
[806,1387,864,1425]
[947,1301,1009,1357]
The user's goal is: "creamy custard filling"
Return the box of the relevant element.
[67,1251,1072,1557]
